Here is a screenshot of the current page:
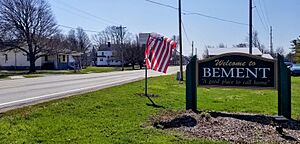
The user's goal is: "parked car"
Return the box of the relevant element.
[290,64,300,76]
[284,62,293,68]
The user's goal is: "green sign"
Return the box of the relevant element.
[198,53,276,88]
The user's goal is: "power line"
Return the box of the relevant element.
[53,0,120,26]
[145,0,178,10]
[52,2,111,27]
[253,0,268,33]
[181,20,192,46]
[261,0,271,25]
[145,0,248,26]
[257,0,270,27]
[183,12,248,26]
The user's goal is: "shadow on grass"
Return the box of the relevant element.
[209,111,300,131]
[153,115,197,129]
[146,103,165,109]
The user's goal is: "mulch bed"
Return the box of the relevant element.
[147,110,300,143]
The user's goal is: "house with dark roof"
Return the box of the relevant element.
[96,46,122,66]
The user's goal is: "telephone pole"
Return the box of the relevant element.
[178,0,183,81]
[192,41,194,56]
[270,26,273,55]
[249,0,253,54]
[117,25,126,71]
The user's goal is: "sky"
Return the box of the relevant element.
[48,0,300,57]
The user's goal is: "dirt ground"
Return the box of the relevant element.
[148,110,300,143]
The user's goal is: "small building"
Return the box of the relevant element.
[96,47,121,66]
[0,50,42,70]
[42,52,76,70]
[0,49,76,70]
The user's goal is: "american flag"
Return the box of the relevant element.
[145,33,177,73]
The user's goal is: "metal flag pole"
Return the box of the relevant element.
[144,34,156,106]
[145,63,147,97]
[145,61,156,105]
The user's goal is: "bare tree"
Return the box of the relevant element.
[217,43,226,48]
[234,43,247,48]
[135,35,145,69]
[66,30,78,51]
[93,26,130,46]
[0,0,58,72]
[76,28,91,67]
[275,47,285,56]
[202,48,209,59]
[252,31,266,53]
[66,28,91,68]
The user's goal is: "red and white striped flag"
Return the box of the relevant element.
[145,33,177,73]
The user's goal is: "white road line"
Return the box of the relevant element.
[0,77,141,109]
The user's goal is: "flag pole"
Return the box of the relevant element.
[145,63,147,97]
[144,35,156,106]
[145,62,156,105]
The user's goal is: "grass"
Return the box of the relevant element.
[80,67,119,73]
[0,75,299,143]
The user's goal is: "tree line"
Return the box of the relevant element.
[0,0,148,73]
[202,31,298,61]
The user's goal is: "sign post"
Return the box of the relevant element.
[277,54,291,118]
[186,56,197,112]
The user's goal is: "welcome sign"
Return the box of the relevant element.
[198,53,276,88]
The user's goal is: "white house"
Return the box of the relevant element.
[0,50,42,70]
[0,49,76,70]
[96,47,121,66]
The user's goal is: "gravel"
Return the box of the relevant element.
[149,110,300,143]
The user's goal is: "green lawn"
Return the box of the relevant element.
[0,75,299,143]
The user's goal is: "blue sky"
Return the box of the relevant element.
[49,0,300,56]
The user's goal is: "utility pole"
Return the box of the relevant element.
[270,26,273,55]
[178,0,183,81]
[249,0,253,54]
[117,25,126,71]
[192,41,194,56]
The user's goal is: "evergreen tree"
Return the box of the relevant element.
[291,36,300,63]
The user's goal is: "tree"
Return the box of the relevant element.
[252,31,266,53]
[93,26,132,68]
[76,28,91,67]
[286,52,294,62]
[291,36,300,63]
[135,35,146,69]
[217,43,226,48]
[275,47,285,56]
[66,28,91,68]
[93,26,130,47]
[0,0,58,72]
[202,48,209,59]
[234,43,247,48]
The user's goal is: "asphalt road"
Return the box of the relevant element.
[0,67,181,111]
